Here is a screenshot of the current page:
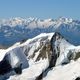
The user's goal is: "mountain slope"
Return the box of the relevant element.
[0,32,80,80]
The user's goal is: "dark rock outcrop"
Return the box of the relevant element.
[0,56,12,75]
[35,32,66,80]
[0,54,22,75]
[49,32,64,67]
[75,77,80,80]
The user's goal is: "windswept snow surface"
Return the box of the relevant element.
[8,59,49,80]
[43,59,80,80]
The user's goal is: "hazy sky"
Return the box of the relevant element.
[0,0,80,19]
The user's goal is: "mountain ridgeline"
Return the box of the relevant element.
[0,17,80,46]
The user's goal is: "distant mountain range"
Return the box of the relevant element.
[0,17,80,46]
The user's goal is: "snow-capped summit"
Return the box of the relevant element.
[58,17,73,23]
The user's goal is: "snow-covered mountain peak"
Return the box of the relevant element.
[44,18,54,22]
[55,17,73,25]
[0,17,25,27]
[0,32,80,80]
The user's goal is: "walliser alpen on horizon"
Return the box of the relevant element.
[0,17,80,46]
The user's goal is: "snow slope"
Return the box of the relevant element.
[43,59,80,80]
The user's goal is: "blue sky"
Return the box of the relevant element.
[0,0,80,19]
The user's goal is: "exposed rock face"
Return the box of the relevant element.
[0,54,22,75]
[0,56,12,75]
[24,32,67,68]
[50,32,62,67]
[75,77,80,80]
[35,41,52,62]
[35,32,69,79]
[23,33,53,65]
